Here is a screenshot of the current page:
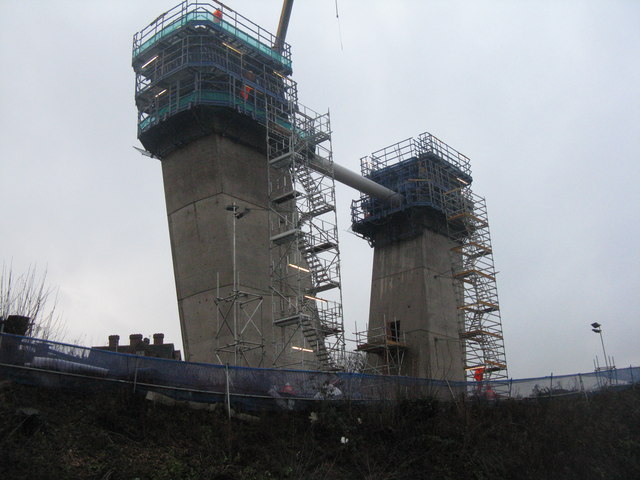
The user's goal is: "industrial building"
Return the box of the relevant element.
[132,1,507,385]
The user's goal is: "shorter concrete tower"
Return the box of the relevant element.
[352,133,507,384]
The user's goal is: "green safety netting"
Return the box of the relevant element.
[137,89,292,132]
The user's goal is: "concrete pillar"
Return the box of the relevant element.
[367,225,465,383]
[160,129,269,365]
[158,122,313,368]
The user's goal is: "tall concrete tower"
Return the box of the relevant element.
[132,1,344,369]
[352,133,508,384]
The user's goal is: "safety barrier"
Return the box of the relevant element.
[132,2,292,71]
[0,334,636,411]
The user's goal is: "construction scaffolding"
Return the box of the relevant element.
[351,134,472,247]
[266,81,345,370]
[444,186,508,385]
[355,325,406,375]
[213,289,265,366]
[213,204,266,367]
[352,133,508,383]
[132,1,293,154]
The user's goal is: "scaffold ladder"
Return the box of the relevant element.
[443,185,508,386]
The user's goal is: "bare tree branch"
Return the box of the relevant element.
[1,262,67,341]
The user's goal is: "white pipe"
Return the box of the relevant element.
[333,163,402,204]
[307,155,403,205]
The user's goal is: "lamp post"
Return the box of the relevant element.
[225,203,250,289]
[225,203,250,365]
[590,322,610,371]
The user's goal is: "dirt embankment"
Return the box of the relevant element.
[1,380,639,479]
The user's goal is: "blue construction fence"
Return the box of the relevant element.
[0,334,636,411]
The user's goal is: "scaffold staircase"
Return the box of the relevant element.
[265,78,344,370]
[294,163,335,219]
[300,235,339,293]
[300,314,331,364]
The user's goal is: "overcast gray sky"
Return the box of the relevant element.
[1,0,638,379]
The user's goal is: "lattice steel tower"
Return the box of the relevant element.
[132,1,344,369]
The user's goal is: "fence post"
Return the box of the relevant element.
[132,358,140,394]
[578,373,588,401]
[549,373,553,399]
[225,363,231,420]
[630,365,634,389]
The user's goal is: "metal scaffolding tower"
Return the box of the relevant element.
[444,182,508,385]
[265,80,345,370]
[213,204,266,366]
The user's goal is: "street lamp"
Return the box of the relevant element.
[223,203,252,366]
[225,203,250,290]
[590,322,610,371]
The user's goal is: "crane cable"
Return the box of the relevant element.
[335,0,344,51]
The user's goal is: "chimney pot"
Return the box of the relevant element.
[4,315,31,336]
[108,335,120,348]
[153,333,164,345]
[129,334,143,347]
